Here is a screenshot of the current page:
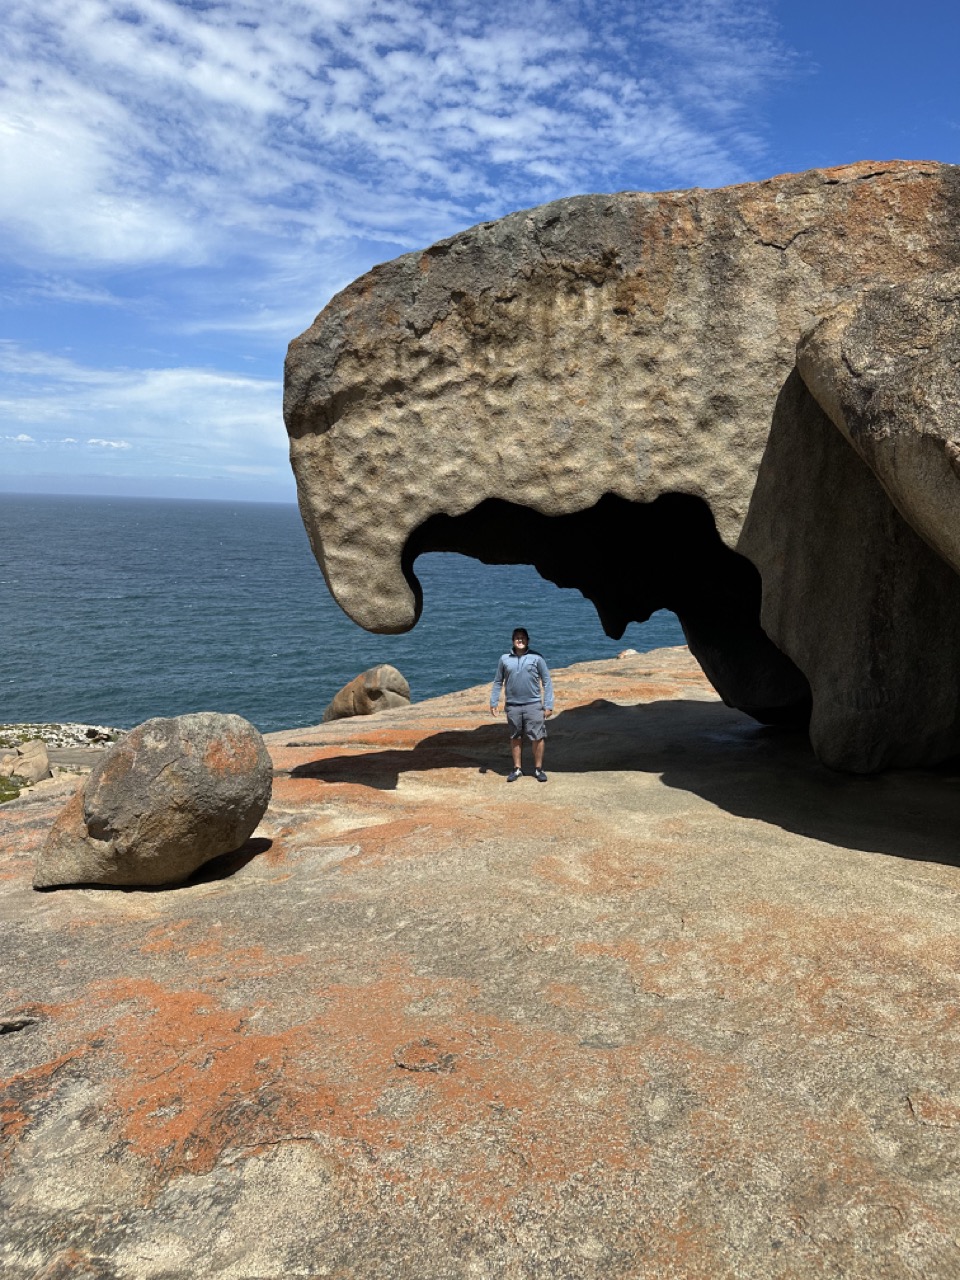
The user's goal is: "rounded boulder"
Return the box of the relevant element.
[34,712,273,889]
[322,664,411,722]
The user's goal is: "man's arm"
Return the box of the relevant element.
[538,656,555,715]
[490,658,506,714]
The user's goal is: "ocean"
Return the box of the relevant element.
[0,494,684,733]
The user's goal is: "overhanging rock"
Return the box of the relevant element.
[284,161,960,772]
[797,265,960,578]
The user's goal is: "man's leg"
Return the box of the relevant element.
[505,706,524,778]
[531,706,547,780]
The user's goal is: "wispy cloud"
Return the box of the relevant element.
[0,343,285,481]
[1,0,794,269]
[0,0,797,498]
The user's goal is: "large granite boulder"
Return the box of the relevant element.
[34,712,272,888]
[323,664,411,722]
[284,161,960,771]
[739,372,960,771]
[797,266,960,577]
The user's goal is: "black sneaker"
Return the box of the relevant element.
[533,768,548,783]
[506,768,523,782]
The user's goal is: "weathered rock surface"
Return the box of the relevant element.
[323,663,411,722]
[286,161,960,634]
[3,650,960,1276]
[740,373,960,770]
[33,712,272,888]
[284,160,960,769]
[0,740,50,785]
[797,265,960,576]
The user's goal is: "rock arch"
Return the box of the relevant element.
[284,161,960,772]
[403,493,811,726]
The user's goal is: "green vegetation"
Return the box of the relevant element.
[0,724,60,750]
[0,723,121,751]
[0,775,22,804]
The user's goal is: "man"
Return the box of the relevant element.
[490,627,554,782]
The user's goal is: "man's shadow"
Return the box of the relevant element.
[291,700,960,869]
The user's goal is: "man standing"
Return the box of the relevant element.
[490,627,554,782]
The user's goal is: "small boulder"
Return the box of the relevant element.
[2,739,51,784]
[323,665,411,723]
[34,712,272,889]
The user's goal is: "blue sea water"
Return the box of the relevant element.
[0,494,684,733]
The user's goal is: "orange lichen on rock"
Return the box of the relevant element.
[4,647,960,1275]
[72,965,666,1211]
[202,732,259,776]
[137,922,308,980]
[88,978,326,1179]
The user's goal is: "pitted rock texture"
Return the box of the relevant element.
[34,712,272,888]
[323,663,411,722]
[797,266,960,577]
[3,650,960,1277]
[285,161,960,637]
[285,161,960,770]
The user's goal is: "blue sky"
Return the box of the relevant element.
[1,0,957,503]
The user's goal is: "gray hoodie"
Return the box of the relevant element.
[490,651,554,710]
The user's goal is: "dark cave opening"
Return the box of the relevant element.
[403,492,811,725]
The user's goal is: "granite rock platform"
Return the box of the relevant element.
[2,647,959,1278]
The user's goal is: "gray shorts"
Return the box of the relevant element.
[507,702,547,741]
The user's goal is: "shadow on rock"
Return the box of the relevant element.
[184,836,273,885]
[291,700,960,868]
[34,836,274,892]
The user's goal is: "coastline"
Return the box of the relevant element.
[0,723,121,804]
[0,646,670,801]
[0,722,120,751]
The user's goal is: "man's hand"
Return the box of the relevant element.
[490,705,500,716]
[545,708,554,718]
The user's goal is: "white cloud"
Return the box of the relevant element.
[0,340,119,382]
[0,1,798,497]
[0,65,202,264]
[30,277,127,306]
[0,0,795,269]
[0,343,284,479]
[0,275,128,307]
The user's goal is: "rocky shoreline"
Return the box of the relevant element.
[0,722,120,751]
[0,723,121,804]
